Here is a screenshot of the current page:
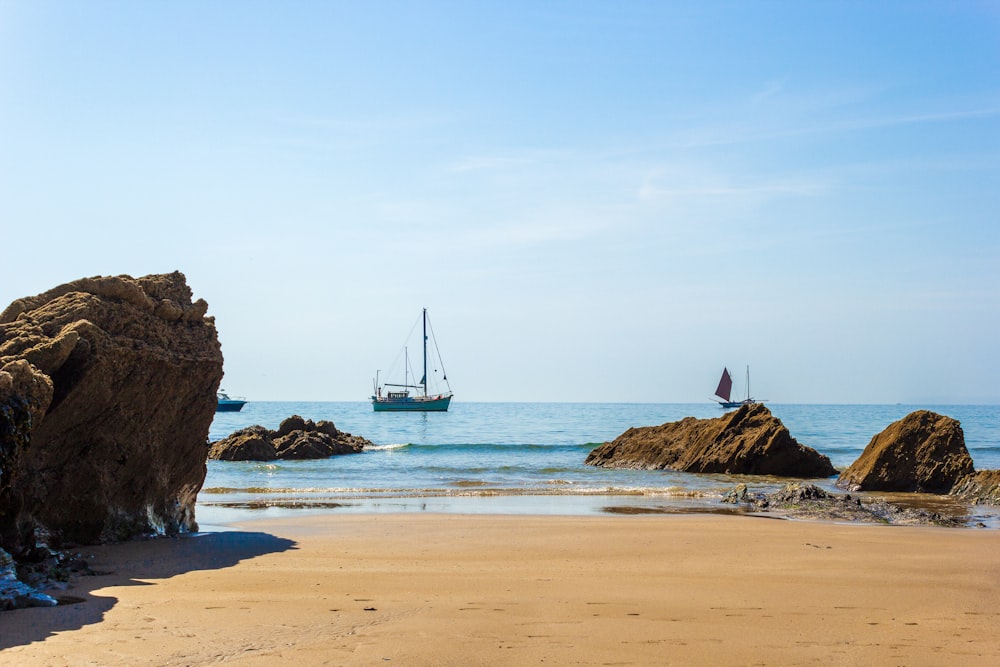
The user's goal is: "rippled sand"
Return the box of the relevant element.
[3,514,999,665]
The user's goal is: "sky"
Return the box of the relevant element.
[1,1,998,404]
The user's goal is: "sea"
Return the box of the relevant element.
[199,402,1000,527]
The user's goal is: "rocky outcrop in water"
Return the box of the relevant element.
[950,470,1000,506]
[209,425,277,461]
[0,272,222,557]
[585,404,836,477]
[208,415,372,461]
[836,410,973,493]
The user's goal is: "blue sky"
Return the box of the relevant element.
[1,1,998,403]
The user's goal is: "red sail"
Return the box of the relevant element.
[715,368,733,401]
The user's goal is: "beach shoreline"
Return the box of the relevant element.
[3,512,999,666]
[195,483,1000,530]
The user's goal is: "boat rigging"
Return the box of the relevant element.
[714,366,761,409]
[371,308,453,412]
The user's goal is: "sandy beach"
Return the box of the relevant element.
[3,513,999,666]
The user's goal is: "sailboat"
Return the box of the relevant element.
[714,366,759,409]
[371,308,453,412]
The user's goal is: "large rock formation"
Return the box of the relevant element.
[949,470,1000,506]
[585,404,836,477]
[0,272,222,556]
[836,410,973,493]
[209,415,372,461]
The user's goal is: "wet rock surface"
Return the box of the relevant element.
[722,482,968,527]
[209,415,373,461]
[1,542,98,611]
[586,404,836,478]
[1,547,56,610]
[950,470,1000,505]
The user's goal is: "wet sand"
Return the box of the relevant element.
[3,513,999,665]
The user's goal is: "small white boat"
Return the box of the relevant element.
[216,391,247,412]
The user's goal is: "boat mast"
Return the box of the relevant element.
[422,308,428,397]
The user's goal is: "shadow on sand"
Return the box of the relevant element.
[0,531,296,650]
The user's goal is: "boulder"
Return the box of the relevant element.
[274,415,308,437]
[274,431,338,459]
[585,403,836,477]
[0,272,222,555]
[313,420,339,438]
[950,470,1000,505]
[722,481,830,508]
[209,415,371,461]
[836,410,973,493]
[207,426,277,461]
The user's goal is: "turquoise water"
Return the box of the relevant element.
[199,402,1000,524]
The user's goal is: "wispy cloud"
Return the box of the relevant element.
[844,106,1000,131]
[750,79,786,106]
[280,110,457,133]
[459,214,609,247]
[638,180,825,202]
[669,105,1000,150]
[637,168,828,204]
[447,149,565,173]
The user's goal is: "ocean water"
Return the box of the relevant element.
[199,402,1000,525]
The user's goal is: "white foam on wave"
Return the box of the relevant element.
[366,443,410,451]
